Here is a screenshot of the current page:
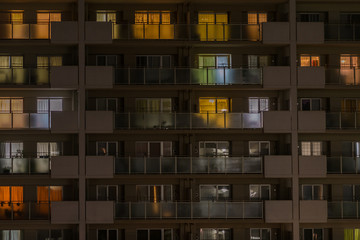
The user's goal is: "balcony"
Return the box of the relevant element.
[262,22,289,44]
[0,68,49,85]
[263,111,291,133]
[115,156,262,174]
[299,156,326,178]
[86,156,114,178]
[115,112,263,129]
[326,68,360,85]
[85,111,114,133]
[86,66,113,89]
[327,156,360,174]
[328,201,360,219]
[0,157,50,175]
[0,202,52,220]
[297,67,325,88]
[326,112,360,129]
[299,200,327,223]
[265,200,292,223]
[115,201,263,219]
[51,156,79,178]
[51,201,79,224]
[86,201,114,223]
[114,68,262,85]
[111,23,262,41]
[325,24,360,41]
[297,22,324,44]
[264,155,292,178]
[298,111,326,132]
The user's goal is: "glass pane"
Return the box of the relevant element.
[97,186,107,200]
[313,185,322,200]
[149,230,161,240]
[250,229,260,239]
[302,99,311,110]
[136,186,148,201]
[250,185,260,200]
[50,99,62,111]
[304,229,313,240]
[261,185,270,200]
[109,230,117,240]
[303,185,312,200]
[314,229,323,240]
[301,142,311,156]
[108,186,117,201]
[218,185,230,200]
[97,142,107,156]
[149,186,161,202]
[137,230,148,240]
[343,185,353,201]
[249,142,259,156]
[312,99,321,110]
[97,230,107,240]
[200,185,216,201]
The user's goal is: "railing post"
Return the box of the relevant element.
[144,202,147,219]
[339,112,342,129]
[128,112,131,130]
[144,156,146,174]
[224,112,226,128]
[174,67,176,85]
[207,157,210,174]
[127,67,130,85]
[128,156,131,174]
[175,156,177,174]
[160,156,162,174]
[129,202,131,219]
[340,156,343,174]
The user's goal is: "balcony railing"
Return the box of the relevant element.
[114,68,262,85]
[115,156,262,174]
[115,201,263,219]
[0,22,64,40]
[111,23,261,41]
[326,112,360,129]
[327,156,360,174]
[0,113,50,129]
[0,157,50,175]
[0,68,49,85]
[325,24,360,41]
[115,112,262,129]
[325,68,360,85]
[0,202,51,220]
[328,201,360,219]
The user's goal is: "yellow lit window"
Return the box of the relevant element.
[198,12,228,41]
[135,11,171,24]
[96,11,116,23]
[0,56,23,68]
[198,13,228,24]
[11,12,23,24]
[199,98,230,113]
[133,11,173,39]
[198,54,230,68]
[341,55,359,69]
[37,56,62,68]
[248,12,267,24]
[300,55,320,67]
[0,98,23,113]
[37,12,61,23]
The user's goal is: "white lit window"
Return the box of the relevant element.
[200,228,231,240]
[301,141,321,156]
[96,185,118,201]
[249,97,269,113]
[249,184,270,200]
[97,229,118,240]
[1,230,22,240]
[37,98,62,113]
[303,228,323,240]
[136,185,172,202]
[37,142,61,158]
[198,54,231,68]
[135,98,171,112]
[302,184,323,200]
[250,228,270,240]
[137,229,173,240]
[199,141,229,157]
[200,185,230,201]
[0,142,23,158]
[96,11,116,23]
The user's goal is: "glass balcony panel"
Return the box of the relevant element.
[226,113,242,128]
[31,68,49,85]
[357,157,360,173]
[244,68,262,84]
[0,204,12,220]
[244,202,262,218]
[192,157,208,173]
[130,68,144,84]
[341,112,356,129]
[146,157,160,173]
[326,112,340,129]
[129,113,145,129]
[30,23,49,39]
[31,202,50,219]
[159,69,174,84]
[225,68,243,84]
[131,202,145,218]
[115,157,129,174]
[13,24,29,39]
[145,69,160,84]
[159,113,174,129]
[325,69,340,85]
[175,113,190,129]
[115,202,129,219]
[192,202,208,218]
[342,157,356,173]
[114,68,128,84]
[146,202,161,218]
[226,202,243,218]
[226,157,242,173]
[243,113,261,128]
[325,24,338,40]
[328,202,341,218]
[243,157,262,173]
[161,157,175,173]
[161,202,175,218]
[208,113,225,128]
[13,69,28,85]
[145,25,160,39]
[13,158,29,174]
[177,157,190,173]
[343,201,357,218]
[159,24,174,39]
[0,158,12,174]
[340,69,355,85]
[30,113,49,129]
[115,113,128,129]
[327,157,341,173]
[208,157,225,173]
[209,202,226,218]
[130,157,145,174]
[0,114,12,128]
[191,113,208,128]
[190,68,206,84]
[339,25,354,41]
[208,68,225,85]
[355,69,360,85]
[242,24,260,41]
[114,24,129,39]
[177,202,191,218]
[0,24,12,39]
[13,203,27,220]
[30,158,49,174]
[175,68,190,84]
[12,113,29,128]
[0,69,12,84]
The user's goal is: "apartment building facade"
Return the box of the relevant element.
[0,0,360,239]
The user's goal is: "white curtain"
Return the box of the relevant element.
[50,142,60,156]
[0,99,10,113]
[37,99,48,113]
[37,142,49,157]
[50,99,62,111]
[0,142,10,158]
[0,56,10,68]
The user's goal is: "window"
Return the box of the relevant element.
[248,12,267,24]
[0,142,23,158]
[342,99,360,112]
[343,185,360,201]
[37,142,61,158]
[0,186,23,203]
[97,185,118,201]
[0,56,23,68]
[135,142,172,157]
[37,98,62,113]
[135,11,171,24]
[96,11,116,23]
[248,55,272,68]
[199,13,228,24]
[199,141,229,157]
[1,230,22,240]
[200,185,230,201]
[96,98,118,112]
[341,55,360,69]
[134,11,173,39]
[97,141,118,156]
[344,229,360,240]
[137,229,173,240]
[250,228,271,240]
[136,185,172,202]
[299,13,320,22]
[98,229,118,240]
[300,141,321,156]
[340,13,360,24]
[37,186,62,202]
[301,98,321,111]
[96,55,118,67]
[135,98,171,112]
[199,98,230,113]
[198,12,228,41]
[249,97,269,113]
[0,98,23,113]
[36,229,65,240]
[249,184,270,200]
[303,229,323,240]
[302,184,323,200]
[37,56,62,68]
[37,12,61,23]
[198,54,231,68]
[249,141,270,156]
[10,12,24,24]
[200,229,231,240]
[136,55,171,68]
[300,55,320,67]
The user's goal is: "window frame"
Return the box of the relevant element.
[340,54,360,69]
[199,97,231,113]
[136,185,173,202]
[249,141,271,156]
[197,54,231,69]
[36,186,63,203]
[199,141,230,157]
[249,184,271,200]
[135,141,172,157]
[36,55,63,68]
[135,11,172,24]
[135,98,172,113]
[300,55,320,67]
[96,10,117,23]
[300,141,322,156]
[136,229,173,240]
[36,11,62,23]
[250,228,271,240]
[199,184,231,201]
[303,228,324,240]
[96,98,118,112]
[0,142,24,158]
[248,97,269,113]
[302,184,323,200]
[96,185,118,201]
[36,142,62,158]
[96,141,118,156]
[96,55,118,67]
[136,55,172,68]
[247,12,268,24]
[300,98,321,111]
[0,56,23,68]
[0,98,23,113]
[198,12,229,24]
[1,230,22,240]
[199,228,231,240]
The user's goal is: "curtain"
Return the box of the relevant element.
[11,56,23,68]
[198,13,215,24]
[50,13,61,22]
[37,142,49,157]
[96,12,106,22]
[135,12,147,24]
[37,186,49,202]
[11,187,23,202]
[355,229,360,240]
[50,99,62,112]
[50,56,62,67]
[0,142,10,158]
[37,99,48,113]
[11,99,23,113]
[135,99,147,112]
[11,13,23,24]
[50,186,62,201]
[11,142,23,158]
[0,186,10,202]
[345,229,354,240]
[37,56,49,68]
[0,56,10,68]
[148,99,160,112]
[0,99,10,113]
[50,142,60,156]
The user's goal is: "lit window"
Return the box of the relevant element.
[249,141,270,156]
[0,186,23,203]
[37,56,62,68]
[300,55,320,67]
[135,11,171,24]
[249,184,270,200]
[96,11,116,23]
[0,142,23,158]
[0,56,23,68]
[250,228,271,240]
[303,228,323,240]
[248,55,271,68]
[199,141,229,157]
[97,185,118,201]
[248,12,267,24]
[0,98,23,113]
[200,228,231,240]
[344,229,360,240]
[37,142,61,158]
[198,12,228,41]
[341,55,360,68]
[135,98,171,112]
[1,230,22,240]
[37,98,63,113]
[199,98,230,113]
[200,185,230,201]
[342,99,360,112]
[248,97,269,113]
[198,54,231,68]
[136,185,172,202]
[133,11,173,39]
[302,184,323,200]
[301,98,321,111]
[137,229,173,240]
[11,12,23,24]
[301,141,321,156]
[37,12,61,23]
[37,186,63,202]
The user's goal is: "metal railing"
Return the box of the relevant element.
[0,68,49,85]
[326,112,360,129]
[115,156,263,174]
[115,112,263,129]
[328,201,360,219]
[0,157,50,175]
[325,24,360,41]
[325,68,360,85]
[0,23,54,40]
[115,201,263,219]
[327,156,360,174]
[0,202,51,220]
[114,67,262,85]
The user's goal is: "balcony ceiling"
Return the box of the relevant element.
[86,0,287,3]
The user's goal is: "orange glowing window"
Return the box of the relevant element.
[37,186,63,203]
[11,12,23,24]
[198,13,228,24]
[37,12,61,23]
[248,12,267,24]
[0,186,23,203]
[199,98,230,113]
[96,11,116,23]
[341,55,360,69]
[135,11,171,24]
[300,55,320,67]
